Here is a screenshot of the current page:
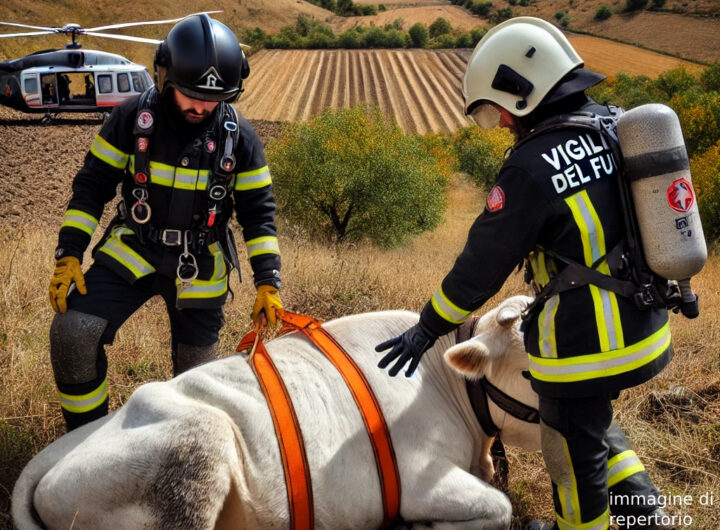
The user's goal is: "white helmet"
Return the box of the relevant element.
[463,17,583,120]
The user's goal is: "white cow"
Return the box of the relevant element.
[12,295,539,530]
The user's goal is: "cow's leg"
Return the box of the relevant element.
[403,464,511,530]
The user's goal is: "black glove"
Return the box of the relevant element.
[376,322,437,377]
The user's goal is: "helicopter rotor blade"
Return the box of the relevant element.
[0,30,56,38]
[0,21,58,32]
[83,31,162,44]
[85,11,222,32]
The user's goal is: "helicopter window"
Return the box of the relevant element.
[97,75,113,94]
[131,72,144,92]
[118,73,131,93]
[23,77,39,95]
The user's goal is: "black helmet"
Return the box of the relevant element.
[154,14,249,102]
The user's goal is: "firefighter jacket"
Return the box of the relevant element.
[55,90,281,310]
[420,98,672,398]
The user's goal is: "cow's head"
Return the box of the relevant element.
[443,295,540,451]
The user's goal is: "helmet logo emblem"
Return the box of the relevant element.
[667,178,695,213]
[197,66,224,90]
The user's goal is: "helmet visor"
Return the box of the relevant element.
[172,82,240,102]
[469,103,501,130]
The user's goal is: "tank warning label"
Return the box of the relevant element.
[667,178,695,213]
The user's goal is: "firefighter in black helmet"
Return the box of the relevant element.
[377,17,676,530]
[48,14,283,431]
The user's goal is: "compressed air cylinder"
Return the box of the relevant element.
[617,103,706,280]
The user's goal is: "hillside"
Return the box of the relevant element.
[0,0,334,68]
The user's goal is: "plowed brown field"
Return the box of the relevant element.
[242,49,474,134]
[242,43,702,134]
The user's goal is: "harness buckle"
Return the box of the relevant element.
[634,284,655,308]
[161,229,182,246]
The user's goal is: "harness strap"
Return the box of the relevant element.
[276,309,401,528]
[237,329,314,530]
[237,310,401,528]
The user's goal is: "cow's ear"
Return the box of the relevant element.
[444,339,489,379]
[496,297,530,328]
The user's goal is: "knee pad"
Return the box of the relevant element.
[50,310,108,384]
[174,341,219,375]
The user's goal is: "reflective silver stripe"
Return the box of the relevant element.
[90,135,128,169]
[246,236,280,258]
[97,228,155,279]
[177,277,228,299]
[150,163,175,187]
[234,166,272,190]
[565,192,622,351]
[59,378,108,413]
[61,209,98,236]
[540,294,560,358]
[430,287,471,324]
[607,450,645,487]
[529,323,670,382]
[175,168,199,190]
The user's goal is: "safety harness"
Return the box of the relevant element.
[117,87,242,286]
[237,310,401,530]
[457,317,539,439]
[516,107,682,322]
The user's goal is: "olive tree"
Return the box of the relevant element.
[267,105,447,247]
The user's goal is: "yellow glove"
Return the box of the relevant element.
[49,256,87,313]
[252,285,283,326]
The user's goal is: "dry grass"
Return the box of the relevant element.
[2,170,719,527]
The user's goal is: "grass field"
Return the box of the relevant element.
[1,171,718,528]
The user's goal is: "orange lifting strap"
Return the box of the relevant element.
[237,309,401,529]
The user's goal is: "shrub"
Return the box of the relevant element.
[554,10,565,20]
[267,106,447,246]
[455,32,473,48]
[429,17,452,38]
[430,33,458,49]
[560,14,571,27]
[492,7,514,22]
[625,0,649,11]
[472,1,494,17]
[595,5,613,20]
[650,0,666,8]
[453,127,514,187]
[338,27,363,48]
[671,91,720,157]
[700,64,720,92]
[408,23,429,48]
[653,68,698,101]
[691,141,720,243]
[378,4,387,11]
[470,27,487,45]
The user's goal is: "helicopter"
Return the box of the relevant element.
[0,12,219,122]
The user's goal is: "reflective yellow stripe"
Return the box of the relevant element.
[561,438,581,524]
[431,286,471,325]
[607,450,645,487]
[208,242,227,281]
[128,158,210,190]
[565,191,624,351]
[90,135,128,169]
[59,378,108,414]
[234,165,272,191]
[177,276,228,300]
[97,227,155,279]
[61,209,99,236]
[529,322,670,383]
[246,236,280,258]
[534,251,559,358]
[557,508,609,530]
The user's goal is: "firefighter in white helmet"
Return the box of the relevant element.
[377,17,676,530]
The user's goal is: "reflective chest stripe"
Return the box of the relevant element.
[237,310,401,529]
[530,251,560,358]
[564,190,624,352]
[129,157,211,190]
